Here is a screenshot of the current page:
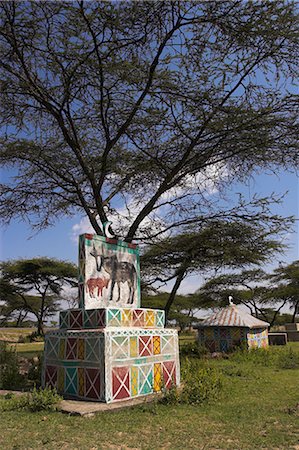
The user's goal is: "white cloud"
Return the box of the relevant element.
[70,163,229,242]
[160,163,228,202]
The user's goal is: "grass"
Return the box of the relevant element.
[0,342,298,449]
[0,328,36,343]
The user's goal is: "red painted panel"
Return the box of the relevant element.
[162,361,176,388]
[138,336,153,357]
[66,338,77,360]
[85,368,101,399]
[69,310,83,329]
[45,365,57,388]
[112,367,130,400]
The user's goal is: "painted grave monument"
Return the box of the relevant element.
[43,229,180,402]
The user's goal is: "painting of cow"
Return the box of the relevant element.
[90,244,137,304]
[86,277,109,298]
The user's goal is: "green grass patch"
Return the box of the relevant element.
[10,342,44,355]
[0,343,298,449]
[0,328,37,343]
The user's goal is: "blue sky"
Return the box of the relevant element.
[1,168,298,297]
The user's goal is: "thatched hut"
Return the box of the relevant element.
[196,304,269,352]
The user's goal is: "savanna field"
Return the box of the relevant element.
[0,331,298,450]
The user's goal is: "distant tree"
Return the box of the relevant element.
[0,258,77,335]
[0,2,298,241]
[141,220,283,320]
[267,261,299,323]
[142,291,202,330]
[198,261,299,326]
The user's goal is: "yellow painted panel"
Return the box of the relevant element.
[131,366,138,396]
[153,363,162,392]
[57,367,64,392]
[59,339,65,359]
[78,339,85,360]
[145,311,155,327]
[122,309,132,326]
[78,368,84,396]
[130,337,138,357]
[153,336,161,355]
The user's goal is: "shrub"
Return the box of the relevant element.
[181,359,223,405]
[180,341,207,358]
[0,387,62,412]
[27,356,43,387]
[276,347,299,369]
[0,342,24,389]
[161,358,223,405]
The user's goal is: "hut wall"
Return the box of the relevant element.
[247,328,268,349]
[197,326,248,352]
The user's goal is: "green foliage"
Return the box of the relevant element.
[180,359,223,405]
[0,258,77,335]
[180,341,208,358]
[0,342,24,389]
[0,387,62,412]
[276,347,299,369]
[27,356,43,388]
[0,1,298,245]
[230,345,299,370]
[161,359,223,406]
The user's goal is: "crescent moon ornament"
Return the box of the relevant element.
[104,221,115,239]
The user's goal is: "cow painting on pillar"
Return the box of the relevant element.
[78,234,141,310]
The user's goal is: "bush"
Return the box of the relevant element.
[0,387,62,412]
[181,359,223,405]
[0,342,24,389]
[180,341,207,358]
[161,358,223,405]
[27,356,43,387]
[276,347,299,369]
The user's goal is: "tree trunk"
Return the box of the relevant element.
[164,268,187,323]
[292,300,299,323]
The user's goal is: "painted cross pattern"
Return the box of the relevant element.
[111,336,129,359]
[160,335,175,354]
[66,338,77,360]
[138,336,153,357]
[153,363,162,392]
[69,311,83,329]
[85,337,103,362]
[162,361,176,388]
[65,367,77,395]
[138,365,153,395]
[107,309,122,327]
[45,336,60,360]
[59,311,69,329]
[112,367,130,400]
[85,368,102,400]
[132,309,144,327]
[44,365,57,389]
[156,311,165,328]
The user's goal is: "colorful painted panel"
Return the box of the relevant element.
[43,327,180,403]
[58,307,165,330]
[247,328,269,349]
[197,326,268,352]
[79,234,140,309]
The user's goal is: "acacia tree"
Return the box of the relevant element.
[267,260,299,323]
[141,220,283,319]
[0,1,298,241]
[198,262,299,326]
[0,258,78,335]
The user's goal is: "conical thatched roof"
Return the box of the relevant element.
[197,304,269,329]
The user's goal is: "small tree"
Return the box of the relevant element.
[0,258,77,335]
